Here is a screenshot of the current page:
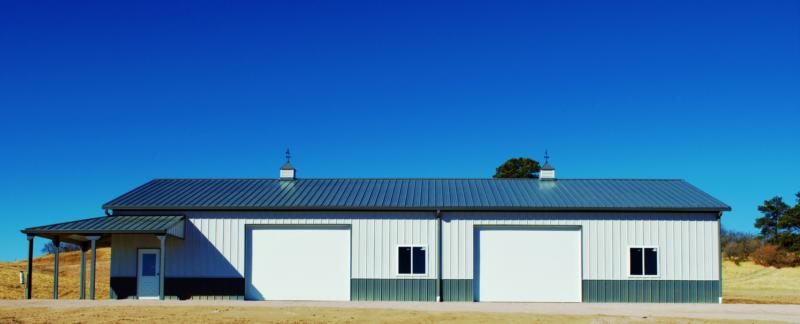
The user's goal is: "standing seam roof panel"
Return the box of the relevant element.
[102,179,730,211]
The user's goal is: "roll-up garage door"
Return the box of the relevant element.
[476,226,581,302]
[246,226,350,301]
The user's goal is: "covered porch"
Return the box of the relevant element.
[21,215,185,300]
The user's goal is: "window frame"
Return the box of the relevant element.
[627,245,659,278]
[395,244,428,277]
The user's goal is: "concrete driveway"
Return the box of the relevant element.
[2,300,799,322]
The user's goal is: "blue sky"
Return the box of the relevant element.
[0,1,798,260]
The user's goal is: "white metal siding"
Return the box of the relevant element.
[111,211,720,283]
[442,212,720,281]
[111,211,438,279]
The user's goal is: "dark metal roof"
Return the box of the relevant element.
[103,179,730,212]
[22,215,185,235]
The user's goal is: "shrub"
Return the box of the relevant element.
[723,239,762,265]
[721,229,761,265]
[750,244,800,268]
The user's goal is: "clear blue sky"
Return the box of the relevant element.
[1,1,798,261]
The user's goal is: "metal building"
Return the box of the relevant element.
[21,161,729,303]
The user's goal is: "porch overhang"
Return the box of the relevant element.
[21,215,185,245]
[20,215,184,300]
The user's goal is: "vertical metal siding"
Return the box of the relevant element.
[111,211,438,279]
[583,280,719,303]
[351,279,436,301]
[442,212,720,281]
[110,210,721,303]
[442,279,473,301]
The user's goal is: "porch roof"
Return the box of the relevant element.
[21,215,185,245]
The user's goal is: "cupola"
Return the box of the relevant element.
[280,149,296,180]
[540,150,555,180]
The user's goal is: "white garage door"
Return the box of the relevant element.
[477,227,581,302]
[246,226,350,301]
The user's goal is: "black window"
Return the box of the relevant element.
[398,247,411,274]
[412,247,426,274]
[629,248,643,275]
[398,246,426,275]
[630,247,658,276]
[644,248,658,275]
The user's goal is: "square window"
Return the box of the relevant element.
[630,247,658,276]
[398,246,427,275]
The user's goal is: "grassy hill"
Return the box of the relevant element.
[1,249,799,303]
[0,248,110,299]
[723,260,800,304]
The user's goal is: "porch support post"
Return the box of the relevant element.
[52,237,60,299]
[26,235,33,299]
[79,242,88,299]
[156,235,166,300]
[86,236,101,300]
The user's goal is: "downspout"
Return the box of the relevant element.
[436,209,443,302]
[719,211,725,303]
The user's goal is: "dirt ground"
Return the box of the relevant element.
[0,300,790,324]
[2,252,800,323]
[1,300,799,323]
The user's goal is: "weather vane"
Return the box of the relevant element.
[285,148,292,163]
[544,149,550,164]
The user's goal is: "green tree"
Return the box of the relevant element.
[777,193,800,252]
[754,196,790,245]
[494,157,541,178]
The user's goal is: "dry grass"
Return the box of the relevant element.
[0,248,110,300]
[722,260,800,304]
[0,305,758,323]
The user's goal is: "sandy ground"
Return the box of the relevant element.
[0,300,798,323]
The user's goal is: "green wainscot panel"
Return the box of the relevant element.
[350,279,436,301]
[442,279,473,302]
[583,280,720,303]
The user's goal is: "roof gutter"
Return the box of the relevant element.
[105,206,732,213]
